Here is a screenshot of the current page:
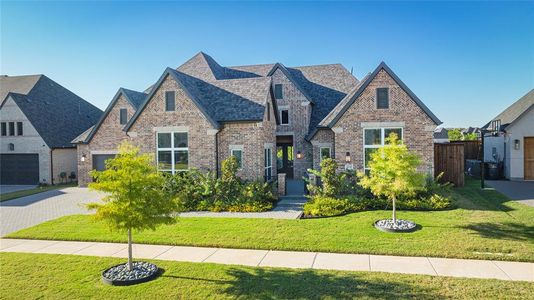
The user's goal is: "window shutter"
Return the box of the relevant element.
[377,88,389,109]
[165,91,175,111]
[274,84,283,99]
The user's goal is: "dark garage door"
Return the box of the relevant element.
[0,154,40,185]
[92,154,116,171]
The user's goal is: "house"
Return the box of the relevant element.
[483,89,534,180]
[0,75,103,185]
[434,127,449,143]
[73,52,441,186]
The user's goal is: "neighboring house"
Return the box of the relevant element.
[0,75,103,185]
[434,127,449,143]
[483,89,534,180]
[73,52,441,186]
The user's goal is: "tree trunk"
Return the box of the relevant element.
[392,196,397,224]
[127,228,133,271]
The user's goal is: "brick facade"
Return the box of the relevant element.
[312,69,436,173]
[77,95,135,186]
[271,68,313,178]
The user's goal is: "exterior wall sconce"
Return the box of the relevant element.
[514,139,520,150]
[296,151,302,159]
[8,143,14,151]
[345,152,351,163]
[81,154,87,162]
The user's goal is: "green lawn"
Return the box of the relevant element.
[0,183,76,202]
[6,178,534,261]
[0,253,532,299]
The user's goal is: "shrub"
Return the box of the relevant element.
[306,158,368,198]
[163,156,275,213]
[304,196,353,217]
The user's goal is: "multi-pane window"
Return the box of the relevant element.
[165,91,175,111]
[280,109,289,125]
[119,109,127,125]
[376,88,389,109]
[320,147,331,161]
[231,149,243,169]
[1,122,6,136]
[363,128,403,171]
[8,122,15,136]
[264,147,272,181]
[157,132,188,174]
[16,122,23,136]
[274,84,283,99]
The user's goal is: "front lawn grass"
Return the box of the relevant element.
[1,253,532,299]
[0,183,76,202]
[6,178,534,261]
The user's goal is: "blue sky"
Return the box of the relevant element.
[1,1,533,128]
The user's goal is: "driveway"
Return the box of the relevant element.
[0,185,37,195]
[0,187,103,236]
[486,180,534,207]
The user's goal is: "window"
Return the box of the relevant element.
[231,149,243,169]
[274,84,283,99]
[157,132,188,173]
[363,127,403,171]
[8,122,14,136]
[165,91,175,111]
[267,102,271,121]
[16,122,23,136]
[320,147,331,161]
[264,147,272,181]
[119,109,127,125]
[280,109,289,125]
[1,122,6,136]
[376,88,389,109]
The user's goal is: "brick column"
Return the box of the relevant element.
[277,173,286,196]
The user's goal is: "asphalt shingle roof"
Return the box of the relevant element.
[0,75,41,105]
[3,75,103,148]
[484,89,534,130]
[121,88,147,109]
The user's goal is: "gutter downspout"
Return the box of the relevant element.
[215,131,219,177]
[50,148,54,185]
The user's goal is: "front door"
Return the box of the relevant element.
[525,137,534,180]
[277,143,294,178]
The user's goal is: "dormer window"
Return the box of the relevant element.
[165,91,175,111]
[274,84,283,100]
[377,88,389,109]
[119,108,128,125]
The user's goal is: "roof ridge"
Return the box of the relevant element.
[289,63,344,68]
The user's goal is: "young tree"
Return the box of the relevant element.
[447,128,463,141]
[87,142,176,271]
[464,132,478,140]
[357,133,425,223]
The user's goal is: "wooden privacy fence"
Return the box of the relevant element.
[434,143,465,187]
[449,140,481,160]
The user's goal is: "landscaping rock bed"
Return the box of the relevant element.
[374,219,417,233]
[102,261,159,286]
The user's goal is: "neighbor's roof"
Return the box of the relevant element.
[0,75,41,105]
[483,88,534,130]
[1,75,103,148]
[433,127,449,139]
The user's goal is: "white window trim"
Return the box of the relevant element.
[279,106,290,126]
[363,127,403,171]
[319,147,331,162]
[156,131,189,174]
[230,146,244,170]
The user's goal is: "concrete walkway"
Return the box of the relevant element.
[1,238,532,282]
[486,180,534,207]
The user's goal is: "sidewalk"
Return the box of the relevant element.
[1,239,532,282]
